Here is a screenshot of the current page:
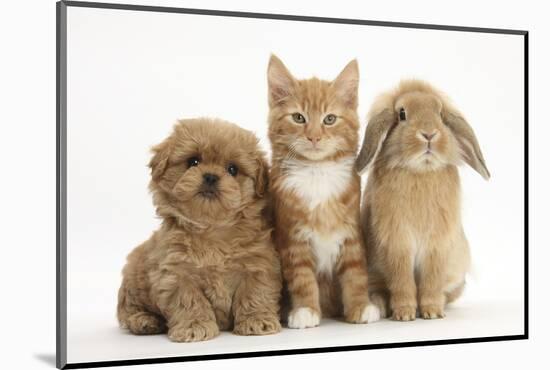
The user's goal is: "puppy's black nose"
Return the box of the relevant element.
[203,173,219,186]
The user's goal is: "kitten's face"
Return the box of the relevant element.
[267,55,360,162]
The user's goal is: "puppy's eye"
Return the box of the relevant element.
[399,108,406,121]
[187,156,200,168]
[323,114,337,125]
[227,163,239,176]
[292,113,306,124]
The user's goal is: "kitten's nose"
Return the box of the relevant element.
[307,135,321,147]
[203,173,219,186]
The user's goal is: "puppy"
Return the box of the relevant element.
[117,118,282,342]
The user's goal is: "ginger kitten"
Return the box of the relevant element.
[267,55,380,328]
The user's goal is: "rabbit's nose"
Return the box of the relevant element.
[421,131,438,141]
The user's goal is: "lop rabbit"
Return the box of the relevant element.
[356,80,490,320]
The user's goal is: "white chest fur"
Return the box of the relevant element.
[310,231,346,276]
[281,156,354,275]
[280,156,354,210]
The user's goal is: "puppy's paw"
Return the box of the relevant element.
[288,307,320,329]
[126,312,166,335]
[391,306,417,321]
[233,314,281,336]
[168,320,219,342]
[420,305,446,319]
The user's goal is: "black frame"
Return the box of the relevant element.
[56,1,529,369]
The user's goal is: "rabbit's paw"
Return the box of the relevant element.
[420,305,446,319]
[392,306,417,321]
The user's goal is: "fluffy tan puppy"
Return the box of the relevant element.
[356,80,490,321]
[117,118,282,342]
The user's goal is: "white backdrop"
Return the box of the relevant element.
[63,4,525,364]
[2,0,547,369]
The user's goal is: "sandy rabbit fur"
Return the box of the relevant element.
[356,80,490,321]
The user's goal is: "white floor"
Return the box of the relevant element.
[67,297,524,365]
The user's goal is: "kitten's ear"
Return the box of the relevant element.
[267,54,296,107]
[333,59,359,108]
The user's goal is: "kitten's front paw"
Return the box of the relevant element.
[344,303,381,324]
[360,304,381,323]
[369,293,389,318]
[391,306,417,321]
[420,305,446,319]
[168,320,219,342]
[233,314,281,336]
[288,307,320,329]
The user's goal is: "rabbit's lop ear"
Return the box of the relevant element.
[355,109,395,175]
[443,110,490,180]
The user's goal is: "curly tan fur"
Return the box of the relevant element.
[117,118,282,342]
[356,80,490,321]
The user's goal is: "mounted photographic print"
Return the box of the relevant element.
[56,1,528,369]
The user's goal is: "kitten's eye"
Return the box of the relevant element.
[323,114,337,125]
[227,163,239,176]
[187,156,200,168]
[292,113,306,124]
[399,108,406,121]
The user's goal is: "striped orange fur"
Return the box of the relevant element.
[266,55,380,328]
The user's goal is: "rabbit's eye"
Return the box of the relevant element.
[399,108,406,121]
[292,113,306,124]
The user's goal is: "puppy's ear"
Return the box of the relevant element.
[254,156,270,198]
[149,136,173,181]
[267,54,297,108]
[355,109,395,175]
[442,109,490,180]
[332,59,359,108]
